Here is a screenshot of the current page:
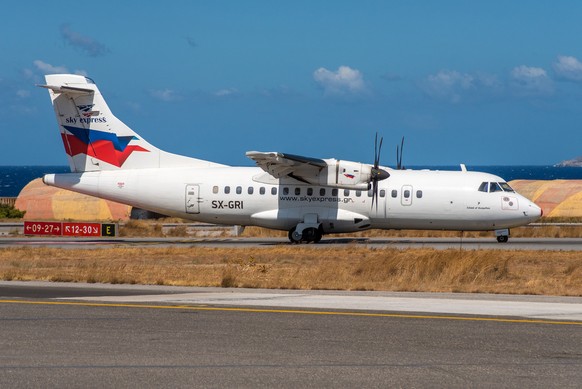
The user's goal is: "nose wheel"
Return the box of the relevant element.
[495,229,510,243]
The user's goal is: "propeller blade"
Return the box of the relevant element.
[398,137,405,169]
[396,145,400,170]
[370,132,388,210]
[376,137,383,168]
[374,133,378,168]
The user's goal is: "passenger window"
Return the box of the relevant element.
[236,186,242,194]
[478,182,488,192]
[295,187,301,195]
[271,187,277,195]
[307,188,313,196]
[380,189,386,198]
[283,187,289,195]
[224,186,230,194]
[260,187,266,195]
[391,190,397,198]
[248,187,254,195]
[367,189,373,197]
[332,189,338,197]
[356,190,362,197]
[403,190,410,198]
[344,189,350,197]
[320,188,326,196]
[416,190,423,198]
[212,186,219,194]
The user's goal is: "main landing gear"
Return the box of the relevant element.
[288,226,323,244]
[288,213,323,244]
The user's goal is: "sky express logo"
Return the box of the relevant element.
[77,104,98,117]
[63,104,105,124]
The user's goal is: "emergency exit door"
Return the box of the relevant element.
[185,184,200,214]
[401,185,413,206]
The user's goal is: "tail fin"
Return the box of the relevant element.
[39,74,223,172]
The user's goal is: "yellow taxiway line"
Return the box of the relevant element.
[1,299,581,326]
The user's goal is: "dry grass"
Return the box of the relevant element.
[0,246,581,296]
[241,225,582,239]
[116,218,582,239]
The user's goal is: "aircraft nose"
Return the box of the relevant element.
[524,200,542,221]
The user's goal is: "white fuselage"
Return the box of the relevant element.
[43,166,542,233]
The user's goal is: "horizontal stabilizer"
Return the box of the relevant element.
[37,84,94,95]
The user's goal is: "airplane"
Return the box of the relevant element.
[39,74,542,243]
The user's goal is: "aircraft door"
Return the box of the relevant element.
[401,185,413,206]
[185,184,200,214]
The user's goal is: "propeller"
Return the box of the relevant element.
[396,136,405,170]
[371,133,390,210]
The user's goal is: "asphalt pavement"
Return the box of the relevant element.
[0,282,581,388]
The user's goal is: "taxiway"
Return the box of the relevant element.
[0,282,580,387]
[2,236,582,250]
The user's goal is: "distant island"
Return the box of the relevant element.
[555,157,582,167]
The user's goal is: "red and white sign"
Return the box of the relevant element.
[23,221,62,236]
[62,222,101,237]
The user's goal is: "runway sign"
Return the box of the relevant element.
[23,221,62,236]
[24,221,117,237]
[63,222,101,237]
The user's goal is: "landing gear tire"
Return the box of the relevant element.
[289,228,302,244]
[302,227,321,244]
[313,229,322,243]
[288,227,323,244]
[497,235,509,243]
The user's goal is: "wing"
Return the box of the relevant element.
[246,151,377,190]
[246,151,329,182]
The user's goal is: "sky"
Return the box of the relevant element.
[2,1,582,167]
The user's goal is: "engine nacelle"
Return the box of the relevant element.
[302,159,372,190]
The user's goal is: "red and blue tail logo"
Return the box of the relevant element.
[77,104,98,117]
[62,126,149,167]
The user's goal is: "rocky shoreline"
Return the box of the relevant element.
[555,157,582,167]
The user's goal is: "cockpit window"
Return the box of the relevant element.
[489,182,502,192]
[499,182,514,192]
[479,181,514,193]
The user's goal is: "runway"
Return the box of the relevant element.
[1,282,581,387]
[2,236,582,250]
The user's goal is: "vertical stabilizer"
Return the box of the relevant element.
[40,74,224,172]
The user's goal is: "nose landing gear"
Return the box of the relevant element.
[495,228,510,243]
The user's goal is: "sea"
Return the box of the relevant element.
[2,165,582,197]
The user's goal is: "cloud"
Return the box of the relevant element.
[149,89,180,102]
[510,65,553,95]
[16,89,30,99]
[421,70,501,103]
[60,24,109,57]
[424,70,473,103]
[313,66,367,97]
[33,60,69,74]
[31,60,87,76]
[213,88,239,97]
[553,55,582,82]
[185,36,197,48]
